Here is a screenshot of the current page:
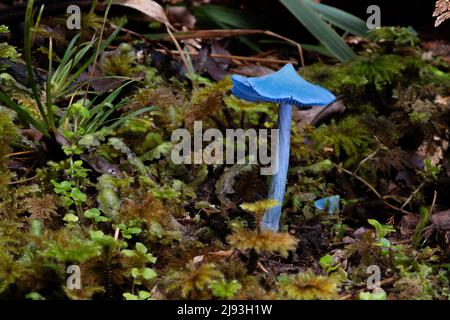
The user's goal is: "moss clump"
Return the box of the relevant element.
[278,270,339,300]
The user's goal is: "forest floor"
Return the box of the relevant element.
[0,1,450,300]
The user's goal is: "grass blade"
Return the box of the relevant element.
[66,17,126,86]
[24,0,50,128]
[304,0,368,36]
[0,91,49,136]
[193,5,257,29]
[280,0,356,62]
[104,106,158,131]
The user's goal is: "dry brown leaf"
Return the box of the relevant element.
[433,0,450,27]
[112,0,170,24]
[208,250,234,257]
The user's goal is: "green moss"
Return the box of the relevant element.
[0,25,19,72]
[367,27,420,47]
[344,54,407,91]
[312,116,372,167]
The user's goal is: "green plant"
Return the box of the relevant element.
[412,206,430,248]
[368,27,420,47]
[51,180,87,207]
[0,25,19,71]
[121,243,157,296]
[0,252,29,294]
[368,219,395,255]
[123,290,152,300]
[192,5,261,52]
[167,262,224,299]
[280,0,366,62]
[0,0,155,145]
[83,208,109,223]
[50,159,90,215]
[0,111,19,175]
[312,116,372,167]
[343,54,407,91]
[43,231,100,263]
[319,255,339,273]
[209,279,242,299]
[116,220,143,240]
[359,289,387,300]
[419,159,441,182]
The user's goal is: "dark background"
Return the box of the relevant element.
[222,0,450,42]
[0,1,448,45]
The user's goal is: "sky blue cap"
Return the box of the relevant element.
[314,195,340,215]
[231,64,336,108]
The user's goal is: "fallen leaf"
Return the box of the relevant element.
[112,0,170,25]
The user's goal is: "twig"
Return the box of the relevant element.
[148,29,305,67]
[165,24,195,86]
[263,30,304,67]
[337,165,413,215]
[353,150,378,175]
[338,165,382,199]
[8,175,37,185]
[257,262,269,274]
[429,190,438,216]
[155,49,298,65]
[400,182,425,210]
[5,151,35,158]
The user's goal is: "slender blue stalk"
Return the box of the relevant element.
[261,103,293,232]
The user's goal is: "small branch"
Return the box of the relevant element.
[8,175,37,185]
[429,190,438,216]
[257,262,269,274]
[337,165,413,215]
[165,25,196,87]
[353,150,378,175]
[400,182,425,210]
[5,151,35,158]
[338,165,382,199]
[149,29,305,67]
[155,49,298,65]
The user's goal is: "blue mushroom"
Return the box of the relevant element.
[231,64,336,232]
[314,195,341,215]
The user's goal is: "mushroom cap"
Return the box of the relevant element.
[231,64,336,108]
[314,195,340,215]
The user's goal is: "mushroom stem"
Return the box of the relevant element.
[261,102,293,232]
